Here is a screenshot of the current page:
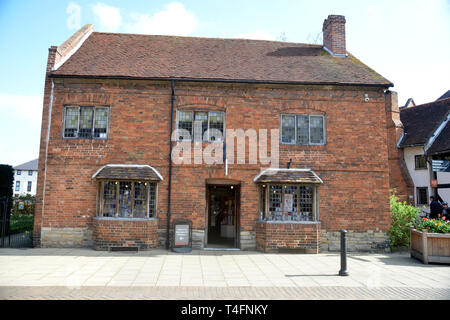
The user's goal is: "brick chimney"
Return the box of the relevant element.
[322,15,347,57]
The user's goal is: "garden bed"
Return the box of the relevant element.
[410,228,450,264]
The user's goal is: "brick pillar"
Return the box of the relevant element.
[385,90,414,204]
[33,46,57,247]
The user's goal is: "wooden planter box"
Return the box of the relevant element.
[410,228,450,264]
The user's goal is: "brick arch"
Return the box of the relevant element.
[61,93,113,106]
[176,103,226,112]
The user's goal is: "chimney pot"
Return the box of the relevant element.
[322,15,347,57]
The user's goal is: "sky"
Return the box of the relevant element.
[0,0,449,166]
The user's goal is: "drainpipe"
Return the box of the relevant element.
[166,80,175,250]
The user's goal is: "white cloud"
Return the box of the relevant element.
[0,94,43,166]
[233,30,275,41]
[0,94,43,120]
[92,2,122,32]
[125,2,198,36]
[66,2,81,30]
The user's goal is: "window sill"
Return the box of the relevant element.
[94,216,158,222]
[257,220,321,225]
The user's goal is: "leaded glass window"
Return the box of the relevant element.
[99,181,157,218]
[281,115,295,144]
[260,184,317,222]
[310,116,324,144]
[79,107,94,138]
[296,115,309,145]
[64,107,79,138]
[281,114,325,145]
[94,107,109,139]
[208,112,224,141]
[299,186,314,221]
[63,106,109,139]
[268,185,282,221]
[102,182,116,217]
[176,110,224,142]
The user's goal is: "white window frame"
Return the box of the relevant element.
[280,114,326,146]
[62,106,110,140]
[176,110,225,142]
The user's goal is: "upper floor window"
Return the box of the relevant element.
[176,110,224,142]
[63,106,109,139]
[28,170,33,176]
[281,114,325,145]
[415,155,427,170]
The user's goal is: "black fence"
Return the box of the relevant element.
[0,196,32,248]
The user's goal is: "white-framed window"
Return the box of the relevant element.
[28,170,33,176]
[15,181,20,192]
[176,110,225,142]
[259,183,319,222]
[27,181,32,192]
[63,106,109,139]
[16,170,21,175]
[98,180,157,218]
[281,114,326,145]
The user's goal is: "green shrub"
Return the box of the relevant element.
[389,194,420,248]
[9,214,34,234]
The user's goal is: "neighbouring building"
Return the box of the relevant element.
[34,15,395,252]
[13,159,39,196]
[396,94,450,209]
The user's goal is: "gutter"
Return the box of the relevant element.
[166,80,175,250]
[48,74,393,88]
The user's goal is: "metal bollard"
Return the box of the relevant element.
[339,229,349,276]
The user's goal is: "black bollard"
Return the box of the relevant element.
[339,229,349,276]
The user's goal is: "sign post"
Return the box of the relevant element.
[172,219,192,253]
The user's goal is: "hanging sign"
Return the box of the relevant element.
[430,179,438,188]
[432,160,450,172]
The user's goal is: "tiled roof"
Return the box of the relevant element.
[51,32,392,87]
[437,90,450,101]
[14,159,38,171]
[92,165,163,181]
[253,169,323,184]
[427,121,450,155]
[398,98,450,148]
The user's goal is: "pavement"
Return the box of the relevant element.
[0,248,449,300]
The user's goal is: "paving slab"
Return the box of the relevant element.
[0,248,449,299]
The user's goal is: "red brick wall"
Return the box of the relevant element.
[35,75,391,250]
[256,222,321,253]
[93,218,158,250]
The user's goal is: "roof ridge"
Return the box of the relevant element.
[91,31,322,46]
[401,97,450,111]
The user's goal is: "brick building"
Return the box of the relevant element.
[34,15,395,252]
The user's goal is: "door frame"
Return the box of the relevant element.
[205,180,241,249]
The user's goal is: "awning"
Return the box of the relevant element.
[92,164,163,181]
[253,168,323,184]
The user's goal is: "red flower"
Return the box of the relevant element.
[438,214,441,218]
[423,218,428,221]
